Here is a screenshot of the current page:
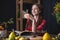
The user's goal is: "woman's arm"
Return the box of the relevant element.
[25,19,32,31]
[25,19,36,31]
[24,14,35,31]
[36,19,46,30]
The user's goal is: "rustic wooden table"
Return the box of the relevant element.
[4,36,42,40]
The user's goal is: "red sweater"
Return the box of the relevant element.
[25,18,46,31]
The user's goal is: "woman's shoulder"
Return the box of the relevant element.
[42,19,46,21]
[41,19,46,23]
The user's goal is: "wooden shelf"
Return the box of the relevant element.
[17,18,20,20]
[18,0,34,4]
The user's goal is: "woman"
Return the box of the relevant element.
[24,3,46,32]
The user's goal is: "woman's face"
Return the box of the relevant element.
[32,5,40,16]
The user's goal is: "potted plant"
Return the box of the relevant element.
[0,18,14,37]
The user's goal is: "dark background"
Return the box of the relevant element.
[0,0,16,30]
[41,0,60,34]
[0,0,60,34]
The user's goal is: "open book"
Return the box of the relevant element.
[15,31,33,36]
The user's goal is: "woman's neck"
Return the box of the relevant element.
[34,15,39,22]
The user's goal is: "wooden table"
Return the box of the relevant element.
[3,35,55,40]
[30,36,42,40]
[4,36,42,40]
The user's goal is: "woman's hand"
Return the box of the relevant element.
[24,14,34,21]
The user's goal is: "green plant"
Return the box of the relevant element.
[54,3,60,24]
[3,18,14,29]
